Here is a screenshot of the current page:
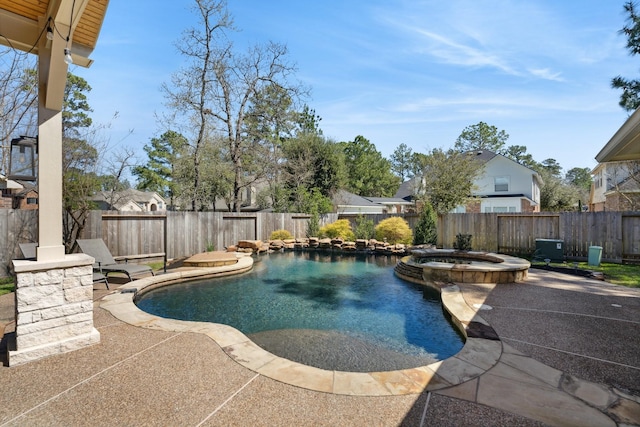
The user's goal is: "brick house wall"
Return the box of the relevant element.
[0,188,38,210]
[0,189,13,208]
[605,192,640,211]
[520,199,538,213]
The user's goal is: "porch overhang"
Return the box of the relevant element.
[596,107,640,162]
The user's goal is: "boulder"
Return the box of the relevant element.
[238,240,263,250]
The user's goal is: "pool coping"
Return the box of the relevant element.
[99,254,503,396]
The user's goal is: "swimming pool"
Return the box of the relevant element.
[136,251,464,372]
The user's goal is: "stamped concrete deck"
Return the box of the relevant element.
[0,260,638,426]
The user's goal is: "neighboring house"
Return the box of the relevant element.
[333,190,414,214]
[362,196,415,214]
[91,189,167,212]
[395,150,542,213]
[590,161,640,212]
[206,179,272,212]
[591,107,640,211]
[0,175,38,210]
[212,182,265,212]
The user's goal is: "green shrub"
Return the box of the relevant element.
[353,214,375,239]
[306,212,320,238]
[320,219,355,241]
[270,229,294,240]
[413,202,437,245]
[453,233,472,251]
[375,217,413,245]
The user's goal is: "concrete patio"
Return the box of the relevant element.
[0,266,638,426]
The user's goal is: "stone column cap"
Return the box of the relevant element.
[13,254,95,273]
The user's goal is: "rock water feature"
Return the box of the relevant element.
[228,238,411,255]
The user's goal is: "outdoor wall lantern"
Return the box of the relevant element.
[8,136,37,181]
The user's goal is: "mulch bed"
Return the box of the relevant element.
[530,264,605,280]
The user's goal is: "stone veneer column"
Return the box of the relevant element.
[9,254,100,366]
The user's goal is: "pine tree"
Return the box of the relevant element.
[413,201,438,245]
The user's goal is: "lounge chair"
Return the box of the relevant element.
[76,239,154,283]
[18,242,37,260]
[19,242,110,289]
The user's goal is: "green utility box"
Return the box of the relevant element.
[535,239,564,262]
[588,246,603,266]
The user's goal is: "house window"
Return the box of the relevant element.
[494,176,509,192]
[1,189,11,198]
[26,197,38,205]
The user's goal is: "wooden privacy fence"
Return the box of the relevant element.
[340,212,640,262]
[0,209,38,275]
[437,212,640,263]
[82,211,338,262]
[2,210,639,276]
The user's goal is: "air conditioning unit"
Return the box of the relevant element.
[535,239,564,262]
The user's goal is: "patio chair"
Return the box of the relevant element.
[19,242,110,289]
[76,239,154,283]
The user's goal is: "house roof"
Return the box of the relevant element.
[0,0,109,67]
[91,189,165,210]
[0,174,24,190]
[394,177,419,200]
[596,107,640,162]
[467,149,499,163]
[334,190,382,208]
[364,196,413,205]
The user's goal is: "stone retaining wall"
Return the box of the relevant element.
[231,238,411,256]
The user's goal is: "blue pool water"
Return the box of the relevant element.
[136,252,464,371]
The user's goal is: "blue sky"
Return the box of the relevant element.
[74,0,638,175]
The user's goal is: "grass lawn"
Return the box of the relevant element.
[0,277,14,296]
[581,262,640,288]
[532,261,640,288]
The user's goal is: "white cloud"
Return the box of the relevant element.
[528,68,564,82]
[410,28,519,75]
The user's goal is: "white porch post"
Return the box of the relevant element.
[36,16,67,261]
[8,13,100,366]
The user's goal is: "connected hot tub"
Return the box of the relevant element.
[398,249,530,284]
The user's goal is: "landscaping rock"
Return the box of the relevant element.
[238,240,263,250]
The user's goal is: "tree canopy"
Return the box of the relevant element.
[133,130,187,206]
[418,148,485,215]
[454,121,509,153]
[565,167,593,192]
[61,73,102,252]
[278,133,345,213]
[390,143,414,180]
[162,0,305,211]
[612,1,640,111]
[502,145,538,169]
[340,135,400,197]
